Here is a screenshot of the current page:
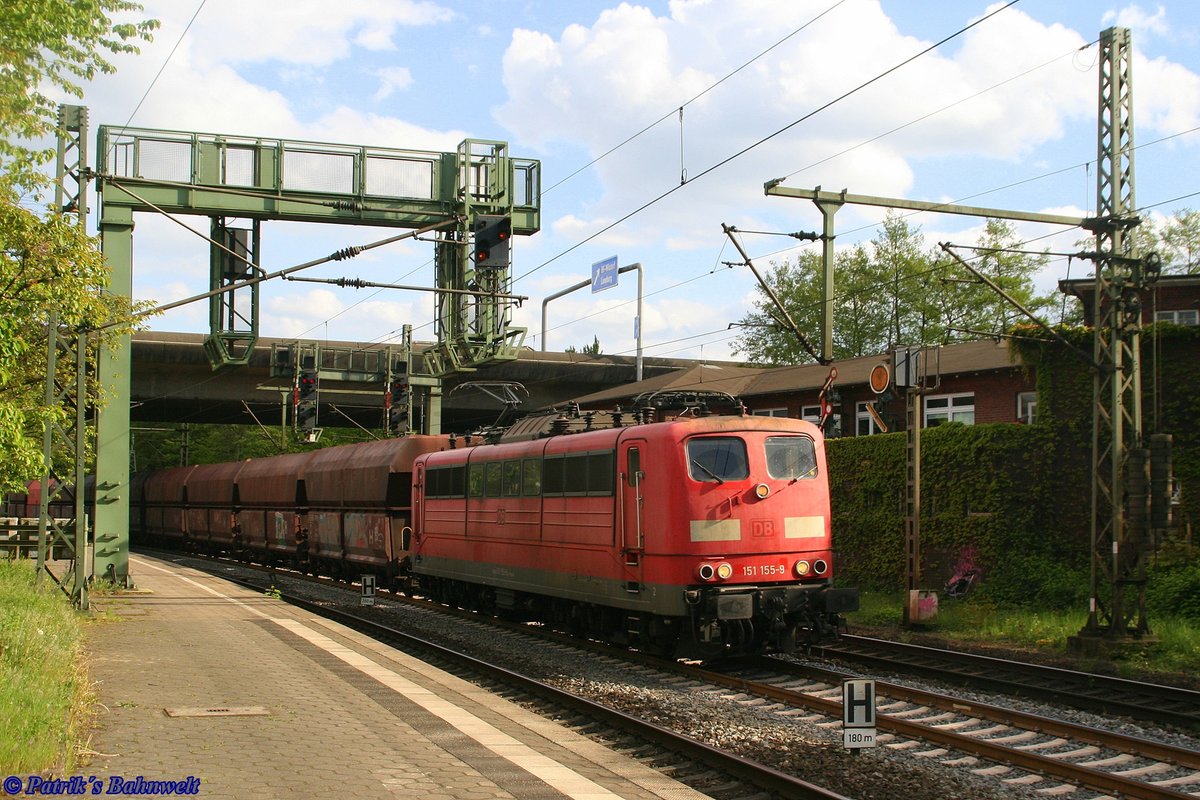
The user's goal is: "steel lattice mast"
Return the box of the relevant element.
[1081,26,1154,639]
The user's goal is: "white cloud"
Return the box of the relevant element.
[1102,4,1170,38]
[138,0,455,68]
[373,67,414,101]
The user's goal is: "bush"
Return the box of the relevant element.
[1146,561,1200,623]
[970,553,1089,609]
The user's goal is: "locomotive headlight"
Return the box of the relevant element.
[814,559,828,575]
[794,559,811,577]
[697,563,716,581]
[755,483,770,499]
[716,562,733,580]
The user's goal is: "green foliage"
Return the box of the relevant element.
[565,335,602,356]
[0,0,157,193]
[969,553,1090,609]
[0,199,151,493]
[732,214,1057,365]
[0,0,157,493]
[1148,208,1200,274]
[828,422,1089,601]
[830,323,1198,610]
[1012,324,1200,542]
[1146,561,1200,623]
[0,560,89,772]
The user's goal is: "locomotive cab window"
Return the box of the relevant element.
[765,436,818,479]
[687,437,749,483]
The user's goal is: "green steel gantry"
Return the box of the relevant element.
[57,110,540,586]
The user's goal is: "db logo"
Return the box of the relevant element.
[750,520,774,537]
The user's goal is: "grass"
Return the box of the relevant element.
[0,559,93,774]
[846,591,1200,685]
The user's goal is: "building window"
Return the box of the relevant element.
[924,393,975,427]
[856,402,882,436]
[1017,392,1037,424]
[753,407,789,417]
[1155,309,1199,326]
[800,405,821,423]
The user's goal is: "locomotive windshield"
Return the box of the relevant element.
[687,437,749,483]
[764,436,818,479]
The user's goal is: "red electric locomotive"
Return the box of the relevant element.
[410,399,857,659]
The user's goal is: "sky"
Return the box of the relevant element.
[70,0,1200,363]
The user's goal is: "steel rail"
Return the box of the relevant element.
[678,661,1195,800]
[738,657,1200,771]
[818,635,1200,730]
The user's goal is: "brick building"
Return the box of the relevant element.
[570,278,1200,438]
[572,338,1033,437]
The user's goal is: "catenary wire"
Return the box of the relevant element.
[513,0,1024,284]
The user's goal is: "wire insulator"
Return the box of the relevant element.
[331,246,363,261]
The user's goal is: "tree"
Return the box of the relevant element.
[1157,209,1200,274]
[731,214,1059,367]
[0,0,158,193]
[565,335,602,356]
[730,252,824,365]
[732,214,941,365]
[940,218,1055,339]
[0,1,157,492]
[870,213,939,348]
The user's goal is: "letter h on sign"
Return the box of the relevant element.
[842,679,875,727]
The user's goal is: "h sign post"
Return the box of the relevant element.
[842,679,877,750]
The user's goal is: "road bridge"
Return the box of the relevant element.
[131,331,708,433]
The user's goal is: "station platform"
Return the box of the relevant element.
[84,554,710,800]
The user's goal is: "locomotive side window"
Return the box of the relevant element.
[588,451,614,494]
[521,458,542,495]
[426,466,466,498]
[687,437,749,483]
[543,456,566,494]
[503,460,522,496]
[543,450,616,496]
[765,436,819,479]
[485,462,503,497]
[468,463,484,497]
[564,454,588,494]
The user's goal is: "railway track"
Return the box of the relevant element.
[700,657,1200,800]
[814,634,1200,731]
[146,549,1200,800]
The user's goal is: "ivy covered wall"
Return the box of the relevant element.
[825,324,1197,611]
[1011,325,1199,531]
[827,423,1088,603]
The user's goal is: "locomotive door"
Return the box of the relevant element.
[413,462,424,548]
[618,440,647,592]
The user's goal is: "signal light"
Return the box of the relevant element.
[296,367,318,431]
[388,378,409,431]
[472,214,511,268]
